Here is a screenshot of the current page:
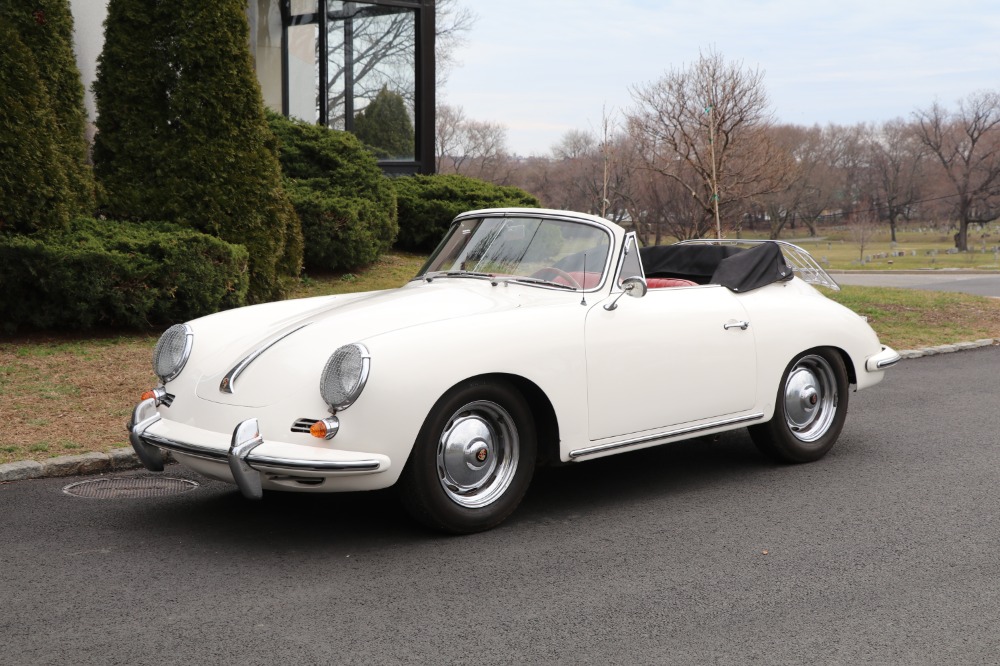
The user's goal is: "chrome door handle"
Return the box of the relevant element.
[723,320,749,331]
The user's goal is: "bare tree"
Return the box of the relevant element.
[784,124,863,237]
[913,91,1000,251]
[435,102,466,171]
[435,0,477,87]
[849,201,880,264]
[627,49,793,239]
[435,103,511,182]
[552,129,596,160]
[864,118,926,242]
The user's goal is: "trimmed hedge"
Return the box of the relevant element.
[268,112,398,272]
[0,218,248,332]
[93,0,301,304]
[392,174,540,252]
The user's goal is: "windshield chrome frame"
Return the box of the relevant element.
[413,211,617,293]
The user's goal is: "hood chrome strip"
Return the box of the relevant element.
[220,323,311,394]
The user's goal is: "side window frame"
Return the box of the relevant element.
[613,232,646,289]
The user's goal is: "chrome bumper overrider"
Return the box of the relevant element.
[127,398,383,500]
[866,345,901,372]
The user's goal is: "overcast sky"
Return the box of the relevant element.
[441,0,1000,156]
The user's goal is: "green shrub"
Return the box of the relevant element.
[0,218,248,332]
[268,112,398,272]
[0,0,95,216]
[284,180,394,271]
[93,0,301,303]
[0,20,73,234]
[392,174,540,252]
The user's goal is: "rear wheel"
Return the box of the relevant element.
[749,348,849,463]
[399,379,537,533]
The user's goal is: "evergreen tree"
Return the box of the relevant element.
[92,0,172,219]
[93,0,302,302]
[1,0,94,216]
[160,0,301,301]
[0,20,73,233]
[353,87,415,160]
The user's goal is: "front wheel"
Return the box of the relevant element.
[399,379,537,534]
[748,348,849,463]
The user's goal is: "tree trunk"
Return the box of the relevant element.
[956,219,969,252]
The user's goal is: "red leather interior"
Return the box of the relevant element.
[565,272,604,289]
[646,277,698,289]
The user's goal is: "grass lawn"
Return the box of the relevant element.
[2,249,998,466]
[737,223,1000,271]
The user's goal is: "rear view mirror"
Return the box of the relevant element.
[622,276,647,298]
[604,276,647,311]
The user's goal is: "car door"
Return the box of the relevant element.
[584,277,757,442]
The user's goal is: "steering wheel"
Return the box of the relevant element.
[531,267,582,289]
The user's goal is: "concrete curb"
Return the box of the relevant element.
[895,338,999,359]
[1,338,999,485]
[0,447,174,484]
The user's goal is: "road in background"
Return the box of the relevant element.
[833,271,1000,297]
[2,348,999,664]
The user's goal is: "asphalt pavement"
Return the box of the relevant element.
[832,270,1000,297]
[1,347,999,665]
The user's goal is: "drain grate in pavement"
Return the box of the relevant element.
[63,476,199,499]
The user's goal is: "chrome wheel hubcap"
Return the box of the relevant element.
[783,355,838,442]
[437,400,519,508]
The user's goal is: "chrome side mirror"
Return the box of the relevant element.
[604,276,647,311]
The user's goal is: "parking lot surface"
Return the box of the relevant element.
[1,347,998,665]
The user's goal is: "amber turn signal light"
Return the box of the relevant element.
[140,387,166,404]
[309,417,340,440]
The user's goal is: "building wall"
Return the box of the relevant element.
[69,0,108,137]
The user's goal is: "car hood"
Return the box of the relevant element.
[190,280,533,407]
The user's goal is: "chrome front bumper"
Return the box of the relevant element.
[865,345,901,372]
[127,398,385,499]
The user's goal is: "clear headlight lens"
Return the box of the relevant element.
[320,343,370,410]
[153,324,193,383]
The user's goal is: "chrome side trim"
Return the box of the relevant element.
[569,412,766,459]
[220,324,311,394]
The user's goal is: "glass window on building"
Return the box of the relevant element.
[249,0,433,174]
[327,2,416,161]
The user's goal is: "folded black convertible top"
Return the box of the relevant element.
[639,242,793,292]
[709,242,794,293]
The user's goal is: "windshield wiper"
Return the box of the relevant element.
[422,270,495,282]
[500,276,577,291]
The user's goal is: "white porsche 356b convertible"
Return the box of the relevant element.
[129,208,899,533]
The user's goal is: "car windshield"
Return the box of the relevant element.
[417,216,612,289]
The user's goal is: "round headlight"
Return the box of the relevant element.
[320,343,370,410]
[153,324,193,383]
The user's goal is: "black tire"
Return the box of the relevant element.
[748,348,849,463]
[399,378,537,534]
